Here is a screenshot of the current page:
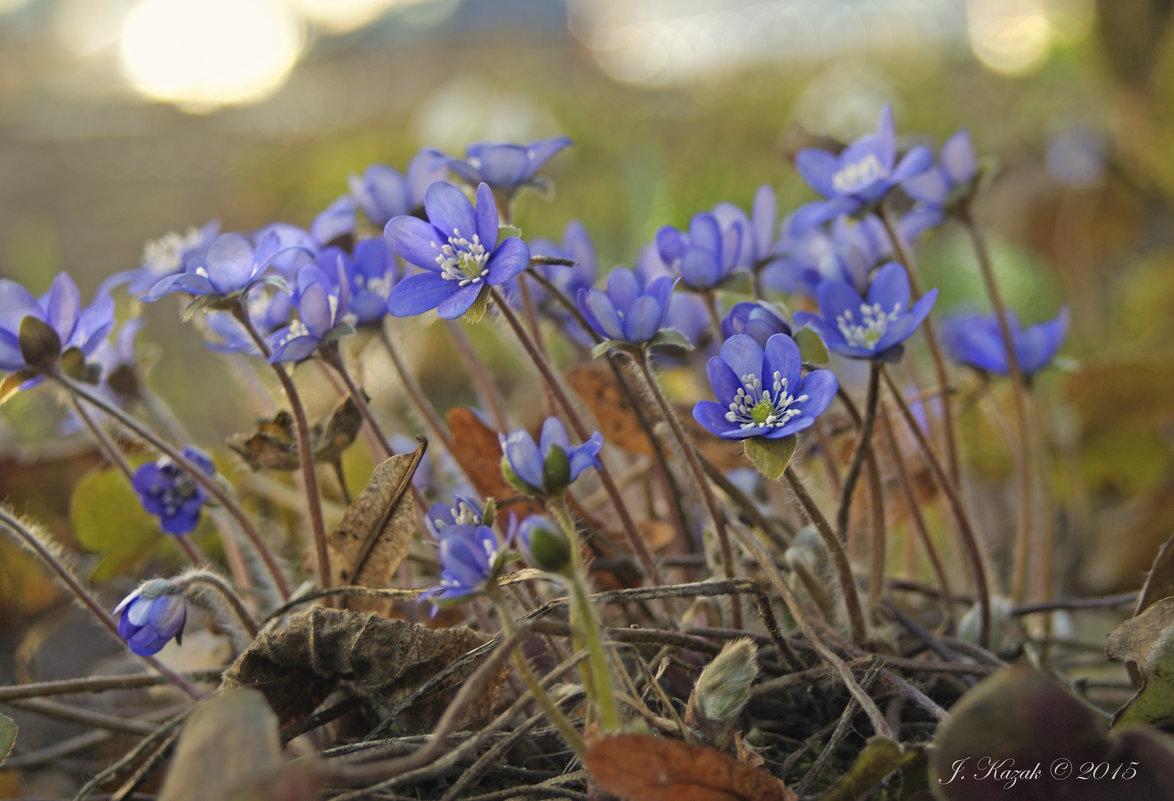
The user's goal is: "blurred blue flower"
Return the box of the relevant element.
[144,232,299,302]
[790,106,932,235]
[901,130,978,238]
[385,182,529,319]
[421,523,502,605]
[101,222,220,297]
[941,308,1069,377]
[720,301,792,348]
[349,150,448,227]
[426,496,485,538]
[635,244,710,351]
[267,261,354,363]
[114,579,186,656]
[516,514,572,573]
[437,137,572,197]
[500,417,602,497]
[793,262,937,361]
[343,238,400,326]
[577,267,677,346]
[524,221,598,345]
[0,273,115,374]
[693,333,838,440]
[655,211,744,290]
[132,447,216,535]
[311,195,357,246]
[763,215,889,298]
[712,184,783,271]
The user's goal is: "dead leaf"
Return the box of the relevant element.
[584,733,796,801]
[444,407,545,521]
[328,442,424,614]
[1105,596,1174,726]
[158,688,282,801]
[567,363,656,457]
[228,396,363,471]
[221,607,503,732]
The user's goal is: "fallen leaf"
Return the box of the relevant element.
[158,688,282,801]
[585,733,795,801]
[567,363,656,457]
[1105,596,1174,726]
[328,442,424,614]
[222,607,504,732]
[228,396,364,471]
[0,711,15,766]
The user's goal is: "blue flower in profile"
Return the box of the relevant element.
[101,222,220,297]
[267,262,354,363]
[426,496,485,538]
[114,579,186,656]
[438,136,573,198]
[500,417,602,497]
[349,149,448,227]
[524,221,598,344]
[793,262,937,362]
[901,130,978,239]
[941,308,1069,378]
[721,302,792,348]
[384,182,529,319]
[0,272,115,375]
[421,524,503,606]
[693,333,838,440]
[712,184,784,271]
[143,232,297,302]
[655,211,744,290]
[132,447,216,535]
[790,105,932,235]
[577,267,677,346]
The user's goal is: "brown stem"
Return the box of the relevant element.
[378,323,455,454]
[445,319,510,432]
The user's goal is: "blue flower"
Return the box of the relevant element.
[343,238,400,325]
[693,333,838,440]
[789,105,932,235]
[793,262,938,361]
[763,215,889,298]
[0,272,115,374]
[941,308,1069,377]
[577,267,677,346]
[438,136,573,197]
[426,496,485,538]
[422,524,502,605]
[114,579,187,656]
[524,221,598,344]
[143,231,298,301]
[349,150,448,227]
[712,184,784,271]
[901,130,978,239]
[267,262,354,363]
[311,195,357,246]
[720,302,792,348]
[500,417,602,497]
[132,447,216,535]
[655,211,745,290]
[384,182,530,319]
[101,222,220,296]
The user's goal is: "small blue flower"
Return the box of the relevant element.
[793,262,938,361]
[426,496,485,538]
[712,184,784,271]
[577,267,677,346]
[524,221,598,345]
[101,222,220,296]
[655,211,745,290]
[132,447,216,535]
[941,308,1069,377]
[267,262,354,363]
[721,302,792,348]
[500,417,602,497]
[421,524,502,605]
[0,273,115,374]
[384,182,530,319]
[143,231,298,301]
[693,334,838,440]
[763,215,889,298]
[789,105,932,235]
[349,150,448,227]
[438,136,573,197]
[114,579,187,656]
[343,238,400,326]
[901,130,978,239]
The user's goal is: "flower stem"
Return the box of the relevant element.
[960,213,1035,605]
[782,466,868,641]
[230,306,331,600]
[881,366,991,646]
[489,287,664,590]
[630,350,742,629]
[445,319,511,432]
[548,495,622,733]
[176,570,260,638]
[0,506,203,700]
[878,204,961,488]
[318,342,394,459]
[377,323,455,455]
[55,374,291,600]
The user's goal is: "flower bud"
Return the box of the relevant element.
[113,579,187,656]
[18,316,62,373]
[685,638,759,749]
[518,516,572,574]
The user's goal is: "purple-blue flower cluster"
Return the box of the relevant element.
[114,580,187,656]
[132,447,216,536]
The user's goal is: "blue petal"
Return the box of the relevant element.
[678,248,720,288]
[539,417,570,455]
[817,279,865,320]
[903,168,949,206]
[424,181,477,239]
[385,216,442,271]
[622,295,664,342]
[693,400,735,438]
[875,105,895,166]
[688,213,722,255]
[568,431,602,480]
[942,130,977,185]
[484,237,530,286]
[763,333,802,389]
[44,273,80,343]
[525,136,573,170]
[501,429,544,490]
[719,334,766,387]
[1018,308,1068,374]
[795,149,841,198]
[386,272,453,317]
[435,282,483,319]
[788,197,860,235]
[582,288,625,340]
[298,282,333,338]
[146,596,186,638]
[706,355,743,405]
[891,145,934,183]
[474,183,499,248]
[204,234,257,294]
[655,226,687,265]
[606,268,641,312]
[0,280,44,335]
[751,184,778,259]
[798,368,839,420]
[771,418,814,439]
[866,262,911,312]
[468,144,529,186]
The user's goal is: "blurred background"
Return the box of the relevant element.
[1,0,1174,668]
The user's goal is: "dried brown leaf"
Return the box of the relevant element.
[585,733,795,801]
[567,363,656,457]
[328,441,424,614]
[228,396,363,471]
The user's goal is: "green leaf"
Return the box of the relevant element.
[499,224,523,240]
[743,436,797,480]
[19,316,61,372]
[0,369,38,406]
[70,463,168,582]
[814,737,920,801]
[0,711,16,766]
[591,340,618,359]
[181,294,220,321]
[465,287,490,323]
[795,327,829,365]
[648,328,694,352]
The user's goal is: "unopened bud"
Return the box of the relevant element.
[685,638,759,748]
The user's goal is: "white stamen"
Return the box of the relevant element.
[831,153,886,195]
[836,301,903,350]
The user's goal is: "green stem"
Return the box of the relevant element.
[881,366,991,647]
[55,374,291,600]
[0,506,203,700]
[548,495,621,733]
